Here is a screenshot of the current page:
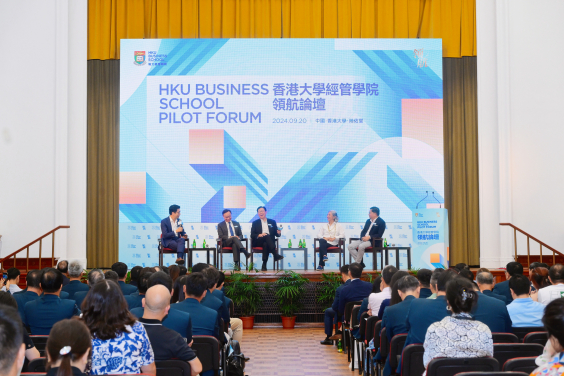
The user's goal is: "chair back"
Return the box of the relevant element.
[350,306,361,329]
[192,335,220,373]
[426,357,499,376]
[512,326,545,342]
[27,358,46,372]
[358,312,369,341]
[388,333,407,371]
[364,317,380,345]
[493,343,544,367]
[523,331,549,345]
[502,356,538,374]
[372,320,382,350]
[343,301,361,327]
[155,360,192,376]
[401,344,425,376]
[379,328,389,359]
[491,332,519,343]
[30,335,49,355]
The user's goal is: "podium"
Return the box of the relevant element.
[411,208,449,269]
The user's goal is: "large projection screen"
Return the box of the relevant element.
[119,39,444,269]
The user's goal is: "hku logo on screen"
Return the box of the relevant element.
[134,51,146,66]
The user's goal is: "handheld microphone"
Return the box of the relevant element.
[177,219,183,235]
[416,191,428,209]
[432,192,442,208]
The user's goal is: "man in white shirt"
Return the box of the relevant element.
[5,268,22,294]
[537,264,564,305]
[368,265,397,315]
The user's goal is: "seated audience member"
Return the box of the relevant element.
[0,292,41,362]
[538,264,564,305]
[112,262,138,295]
[380,275,420,376]
[321,265,351,344]
[427,268,444,299]
[4,267,23,294]
[129,266,143,288]
[476,271,508,304]
[13,269,42,324]
[82,280,156,375]
[171,275,187,303]
[368,265,397,316]
[507,274,545,327]
[477,267,490,274]
[423,277,493,376]
[357,276,381,323]
[0,306,26,376]
[62,261,89,299]
[179,266,188,276]
[170,272,220,341]
[377,270,409,319]
[531,298,564,375]
[125,271,151,310]
[73,269,104,309]
[417,269,433,299]
[57,260,71,287]
[139,285,202,376]
[529,262,549,278]
[45,319,91,376]
[104,270,118,281]
[169,265,181,283]
[472,277,512,333]
[493,261,524,304]
[201,267,230,326]
[454,263,468,272]
[215,271,243,343]
[338,263,373,316]
[24,268,80,334]
[530,266,551,291]
[457,267,474,282]
[131,272,193,342]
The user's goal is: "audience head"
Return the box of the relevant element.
[41,268,64,293]
[138,272,153,294]
[104,270,119,282]
[0,292,17,309]
[192,263,210,274]
[217,272,226,289]
[184,272,208,299]
[476,271,494,290]
[531,267,551,290]
[154,266,163,273]
[144,285,171,316]
[0,305,25,376]
[169,265,180,282]
[542,298,564,352]
[381,265,398,287]
[529,262,549,276]
[46,319,91,375]
[82,280,135,340]
[111,262,128,280]
[68,261,83,279]
[160,265,169,275]
[416,269,432,288]
[477,267,490,274]
[141,267,157,275]
[340,265,350,280]
[458,268,474,282]
[87,269,105,286]
[130,266,143,283]
[506,261,524,278]
[549,264,564,284]
[446,277,478,314]
[454,263,468,272]
[397,275,421,300]
[6,268,20,282]
[179,266,188,276]
[147,271,173,292]
[389,271,409,305]
[26,269,42,289]
[429,268,445,292]
[437,269,456,292]
[57,260,69,274]
[202,267,219,290]
[171,275,187,304]
[372,276,382,293]
[348,263,363,279]
[509,274,532,298]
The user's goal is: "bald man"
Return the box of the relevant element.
[139,285,202,376]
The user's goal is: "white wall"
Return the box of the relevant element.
[0,0,87,266]
[477,0,564,267]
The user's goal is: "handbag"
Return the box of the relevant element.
[226,339,246,376]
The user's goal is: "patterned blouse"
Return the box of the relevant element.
[423,313,493,374]
[531,342,564,376]
[90,321,154,375]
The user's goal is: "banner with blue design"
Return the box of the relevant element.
[411,208,449,269]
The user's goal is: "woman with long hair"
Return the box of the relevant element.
[531,267,551,290]
[378,271,409,318]
[169,265,180,284]
[45,319,91,376]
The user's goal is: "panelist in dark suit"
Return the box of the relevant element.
[338,263,373,315]
[250,206,284,271]
[217,209,248,267]
[493,262,524,304]
[348,207,386,266]
[13,269,42,325]
[161,204,188,265]
[24,268,80,335]
[477,271,508,304]
[320,265,350,345]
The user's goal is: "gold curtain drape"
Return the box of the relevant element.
[88,0,476,60]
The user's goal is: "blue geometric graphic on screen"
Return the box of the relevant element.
[431,254,446,269]
[387,165,444,210]
[119,173,172,223]
[120,79,147,171]
[119,204,161,223]
[201,187,245,223]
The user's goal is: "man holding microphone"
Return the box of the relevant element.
[161,204,188,265]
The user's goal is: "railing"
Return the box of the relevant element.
[499,223,563,266]
[0,226,70,272]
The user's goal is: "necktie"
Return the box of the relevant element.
[229,222,234,236]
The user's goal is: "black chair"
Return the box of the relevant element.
[155,360,192,376]
[401,344,425,376]
[313,237,345,269]
[455,373,528,376]
[348,237,383,270]
[502,356,538,374]
[192,335,221,376]
[377,328,389,375]
[30,335,49,356]
[158,235,189,266]
[512,326,545,342]
[342,301,361,358]
[492,332,519,343]
[388,333,407,373]
[365,320,381,376]
[426,357,499,376]
[524,331,549,345]
[217,237,248,270]
[355,311,369,374]
[349,306,361,369]
[493,343,544,367]
[250,238,280,270]
[27,358,46,372]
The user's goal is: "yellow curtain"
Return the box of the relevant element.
[88,0,476,60]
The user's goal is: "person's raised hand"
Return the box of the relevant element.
[176,227,183,233]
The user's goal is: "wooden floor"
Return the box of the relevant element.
[241,327,355,376]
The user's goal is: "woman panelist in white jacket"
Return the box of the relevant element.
[316,210,345,271]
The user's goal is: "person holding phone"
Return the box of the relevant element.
[161,205,188,265]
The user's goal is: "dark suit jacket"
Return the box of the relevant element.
[118,280,138,295]
[482,289,508,304]
[472,291,512,332]
[404,295,450,348]
[160,216,187,248]
[131,306,193,343]
[332,279,352,314]
[170,298,220,340]
[125,293,144,310]
[338,279,373,315]
[217,221,243,242]
[62,280,90,299]
[202,290,230,325]
[360,217,386,241]
[73,290,88,310]
[14,291,39,325]
[61,274,70,287]
[493,280,513,304]
[24,295,80,334]
[40,291,70,299]
[419,288,433,299]
[383,295,416,345]
[251,218,280,242]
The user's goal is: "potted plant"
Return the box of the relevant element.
[272,270,309,329]
[317,272,343,309]
[224,268,262,329]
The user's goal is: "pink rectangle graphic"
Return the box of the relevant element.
[402,99,443,157]
[120,172,146,204]
[189,129,224,164]
[224,186,246,208]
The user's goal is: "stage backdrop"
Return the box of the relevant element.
[119,39,444,270]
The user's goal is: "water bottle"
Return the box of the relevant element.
[337,340,343,353]
[192,239,197,248]
[298,239,303,248]
[288,239,292,248]
[302,239,306,248]
[203,239,207,248]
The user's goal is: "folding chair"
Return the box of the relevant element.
[155,360,192,376]
[342,301,361,358]
[313,238,345,269]
[491,332,519,343]
[377,328,389,376]
[523,331,549,345]
[355,312,369,374]
[388,333,407,374]
[348,237,383,270]
[249,238,280,270]
[493,343,544,367]
[30,335,49,356]
[158,235,189,266]
[400,344,425,376]
[27,358,46,373]
[192,335,221,376]
[217,237,248,270]
[512,326,545,342]
[426,357,499,376]
[364,318,380,376]
[502,356,538,374]
[349,306,361,371]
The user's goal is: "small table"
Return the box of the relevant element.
[280,247,308,271]
[189,247,217,268]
